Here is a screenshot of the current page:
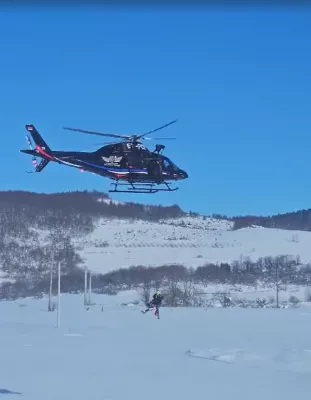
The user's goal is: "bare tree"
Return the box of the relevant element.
[140,280,151,305]
[153,279,162,292]
[164,279,182,307]
[305,287,311,302]
[181,271,199,306]
[288,295,300,307]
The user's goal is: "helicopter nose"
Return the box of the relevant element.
[179,169,188,179]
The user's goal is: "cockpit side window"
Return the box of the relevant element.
[170,161,178,171]
[163,159,170,168]
[162,157,178,171]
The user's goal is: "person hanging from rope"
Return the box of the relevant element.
[142,291,163,319]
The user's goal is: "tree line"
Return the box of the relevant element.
[1,190,311,230]
[232,209,311,231]
[2,254,311,301]
[0,190,184,223]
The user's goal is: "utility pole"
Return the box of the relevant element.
[276,262,279,308]
[48,249,54,312]
[88,270,92,306]
[57,261,61,327]
[84,267,88,306]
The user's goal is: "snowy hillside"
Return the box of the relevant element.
[70,215,311,274]
[1,190,311,300]
[1,293,311,400]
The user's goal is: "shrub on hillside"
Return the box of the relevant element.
[305,287,311,302]
[140,281,152,306]
[288,295,301,307]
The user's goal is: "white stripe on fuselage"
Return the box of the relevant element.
[54,157,82,169]
[53,157,170,176]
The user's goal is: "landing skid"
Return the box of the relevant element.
[109,181,179,194]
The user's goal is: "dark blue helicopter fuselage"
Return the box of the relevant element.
[20,125,188,185]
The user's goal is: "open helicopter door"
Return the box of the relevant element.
[147,159,163,184]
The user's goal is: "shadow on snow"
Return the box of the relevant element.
[0,389,22,396]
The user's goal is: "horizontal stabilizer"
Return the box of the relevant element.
[20,149,37,156]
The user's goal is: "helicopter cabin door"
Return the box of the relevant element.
[120,142,147,169]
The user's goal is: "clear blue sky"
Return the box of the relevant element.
[1,7,311,216]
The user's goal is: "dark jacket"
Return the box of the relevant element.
[151,293,163,306]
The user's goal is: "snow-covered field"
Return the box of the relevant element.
[1,292,311,400]
[70,216,311,273]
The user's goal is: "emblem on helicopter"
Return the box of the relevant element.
[101,155,123,166]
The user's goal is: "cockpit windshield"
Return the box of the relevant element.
[162,157,178,172]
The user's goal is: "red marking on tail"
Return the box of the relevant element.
[36,145,54,161]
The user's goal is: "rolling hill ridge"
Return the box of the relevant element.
[1,190,311,300]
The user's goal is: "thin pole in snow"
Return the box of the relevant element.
[88,270,92,305]
[48,249,54,312]
[84,266,88,306]
[276,262,279,308]
[57,261,61,327]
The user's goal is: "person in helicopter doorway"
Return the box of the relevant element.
[142,291,163,319]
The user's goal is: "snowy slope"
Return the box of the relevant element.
[69,215,311,273]
[1,293,311,400]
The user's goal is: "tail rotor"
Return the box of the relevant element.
[21,125,52,174]
[25,135,38,173]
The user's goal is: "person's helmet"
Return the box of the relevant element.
[156,291,161,296]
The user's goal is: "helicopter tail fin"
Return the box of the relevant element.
[24,125,54,160]
[20,125,54,173]
[25,125,51,152]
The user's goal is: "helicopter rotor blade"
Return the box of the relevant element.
[136,119,178,139]
[92,141,120,145]
[142,137,176,140]
[63,118,178,142]
[63,126,130,140]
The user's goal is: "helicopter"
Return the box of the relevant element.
[20,119,188,194]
